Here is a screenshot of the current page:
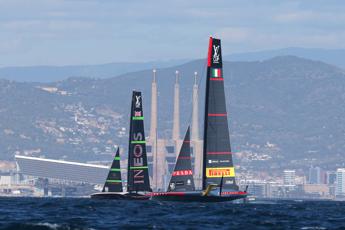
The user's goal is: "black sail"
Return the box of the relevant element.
[167,127,195,192]
[127,91,151,192]
[202,37,239,191]
[102,148,123,192]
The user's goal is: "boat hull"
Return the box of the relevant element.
[90,192,150,200]
[149,191,247,202]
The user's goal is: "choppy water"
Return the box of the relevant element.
[0,197,344,229]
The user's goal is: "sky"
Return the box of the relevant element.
[0,0,344,66]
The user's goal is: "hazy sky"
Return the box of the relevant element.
[0,0,344,66]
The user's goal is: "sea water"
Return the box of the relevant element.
[0,197,343,229]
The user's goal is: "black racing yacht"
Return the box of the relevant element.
[91,91,152,200]
[150,37,247,202]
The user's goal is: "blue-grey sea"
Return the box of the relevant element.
[0,197,343,229]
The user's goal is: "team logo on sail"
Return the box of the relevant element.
[213,45,220,64]
[169,182,176,190]
[132,132,145,184]
[172,170,193,176]
[206,167,235,178]
[135,96,141,108]
[208,159,219,164]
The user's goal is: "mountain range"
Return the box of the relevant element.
[225,47,345,69]
[0,59,189,83]
[1,47,345,83]
[0,55,345,171]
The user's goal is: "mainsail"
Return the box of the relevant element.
[127,91,151,192]
[202,37,239,191]
[102,148,123,192]
[167,127,195,192]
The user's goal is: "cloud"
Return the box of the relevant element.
[217,27,251,43]
[274,11,316,22]
[0,0,344,65]
[273,11,345,25]
[218,26,345,52]
[0,37,23,54]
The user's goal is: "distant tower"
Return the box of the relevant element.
[192,71,199,141]
[172,70,180,141]
[149,69,158,190]
[192,71,203,189]
[150,69,158,142]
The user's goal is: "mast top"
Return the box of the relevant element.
[175,70,179,84]
[194,71,198,85]
[207,37,222,68]
[152,69,157,83]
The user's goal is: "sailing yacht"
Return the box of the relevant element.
[91,91,152,200]
[150,37,247,202]
[167,127,195,192]
[90,147,127,199]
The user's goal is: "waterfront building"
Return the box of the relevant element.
[303,184,330,197]
[309,166,321,184]
[336,168,345,196]
[283,170,296,185]
[326,171,337,185]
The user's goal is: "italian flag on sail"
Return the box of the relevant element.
[211,68,222,78]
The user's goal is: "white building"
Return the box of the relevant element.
[283,170,296,185]
[336,168,345,196]
[0,175,12,185]
[15,155,109,184]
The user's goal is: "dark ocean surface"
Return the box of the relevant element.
[0,197,343,229]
